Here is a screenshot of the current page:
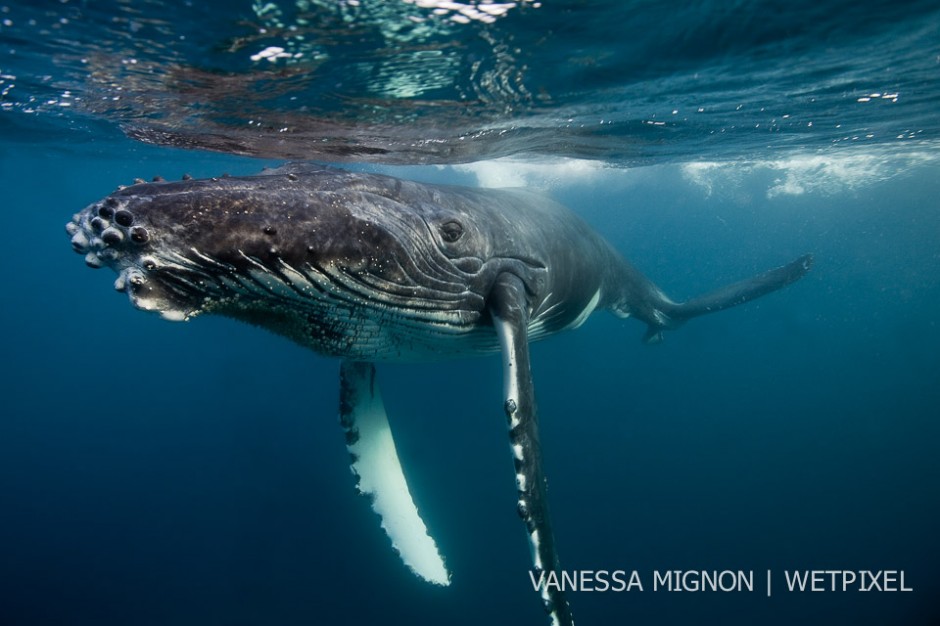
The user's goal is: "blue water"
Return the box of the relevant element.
[1,1,939,625]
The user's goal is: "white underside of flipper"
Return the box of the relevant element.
[340,362,451,586]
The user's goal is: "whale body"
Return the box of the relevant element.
[66,164,812,625]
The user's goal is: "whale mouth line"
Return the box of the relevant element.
[66,204,483,327]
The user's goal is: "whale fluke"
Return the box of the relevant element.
[635,254,813,344]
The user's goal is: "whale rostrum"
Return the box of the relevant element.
[67,163,813,626]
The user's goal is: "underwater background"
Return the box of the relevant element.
[1,1,938,624]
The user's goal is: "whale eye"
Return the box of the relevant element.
[439,220,463,243]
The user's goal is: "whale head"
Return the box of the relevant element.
[65,166,547,358]
[66,180,200,322]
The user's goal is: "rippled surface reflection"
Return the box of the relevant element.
[0,0,938,164]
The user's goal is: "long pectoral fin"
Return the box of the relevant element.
[339,360,450,586]
[490,274,574,626]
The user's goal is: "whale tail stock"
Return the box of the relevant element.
[631,254,814,344]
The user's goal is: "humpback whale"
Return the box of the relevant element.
[66,164,812,626]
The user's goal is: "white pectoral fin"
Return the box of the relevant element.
[339,361,450,586]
